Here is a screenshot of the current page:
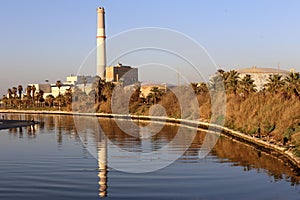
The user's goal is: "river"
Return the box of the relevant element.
[0,113,299,199]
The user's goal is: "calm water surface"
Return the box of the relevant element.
[0,113,299,200]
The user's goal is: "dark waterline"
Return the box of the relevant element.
[0,113,299,199]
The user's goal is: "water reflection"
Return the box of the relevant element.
[1,113,300,198]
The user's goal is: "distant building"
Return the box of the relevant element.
[29,75,96,98]
[66,75,94,85]
[48,84,72,97]
[105,63,138,86]
[236,66,290,90]
[140,83,168,98]
[29,84,52,93]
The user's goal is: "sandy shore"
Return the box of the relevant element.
[0,109,299,171]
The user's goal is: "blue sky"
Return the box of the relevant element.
[1,0,300,94]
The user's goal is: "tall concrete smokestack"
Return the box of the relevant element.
[96,7,106,79]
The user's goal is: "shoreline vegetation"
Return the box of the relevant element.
[1,70,300,171]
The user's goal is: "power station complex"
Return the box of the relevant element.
[5,6,296,99]
[17,7,139,98]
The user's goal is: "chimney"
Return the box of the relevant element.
[96,7,107,80]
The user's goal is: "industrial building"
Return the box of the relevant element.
[105,63,138,85]
[236,66,291,90]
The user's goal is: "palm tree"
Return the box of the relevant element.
[56,80,62,96]
[12,87,18,98]
[37,90,45,104]
[26,85,32,98]
[55,94,65,111]
[1,95,9,107]
[64,88,72,111]
[18,85,23,98]
[148,86,163,104]
[264,74,285,94]
[95,78,106,103]
[130,84,141,104]
[7,88,12,99]
[31,85,36,99]
[284,72,300,98]
[45,95,55,107]
[238,74,256,96]
[192,82,209,95]
[224,70,239,94]
[217,68,225,75]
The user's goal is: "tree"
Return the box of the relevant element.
[26,85,32,98]
[1,95,9,107]
[7,88,12,99]
[56,80,62,96]
[238,74,256,96]
[64,88,72,110]
[223,70,239,94]
[191,82,208,95]
[45,95,55,107]
[54,94,65,111]
[37,90,45,103]
[95,78,106,103]
[148,86,163,104]
[31,85,36,99]
[284,72,300,98]
[264,74,285,94]
[18,85,23,98]
[130,83,141,104]
[12,87,18,98]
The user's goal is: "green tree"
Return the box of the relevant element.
[64,88,72,111]
[18,85,23,98]
[12,87,17,98]
[191,82,208,95]
[95,78,106,103]
[45,95,55,107]
[148,86,163,104]
[1,95,9,107]
[130,83,141,104]
[26,85,32,98]
[7,88,12,99]
[224,70,239,94]
[284,72,300,98]
[264,74,285,94]
[37,90,45,103]
[56,80,62,96]
[238,74,257,96]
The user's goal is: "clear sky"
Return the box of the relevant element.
[1,0,300,95]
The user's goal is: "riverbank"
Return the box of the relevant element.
[0,109,299,172]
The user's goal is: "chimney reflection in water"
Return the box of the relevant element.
[98,136,108,198]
